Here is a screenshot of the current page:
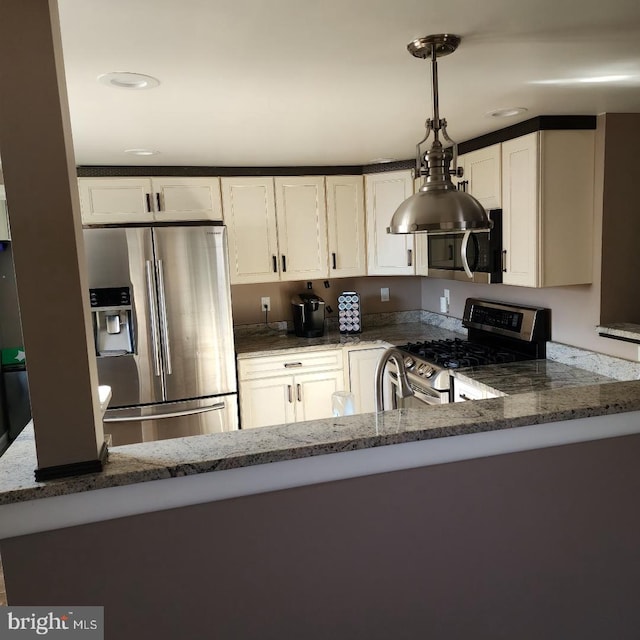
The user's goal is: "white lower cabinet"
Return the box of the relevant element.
[452,376,501,402]
[345,346,388,414]
[238,349,344,429]
[452,377,486,402]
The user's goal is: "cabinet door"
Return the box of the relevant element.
[501,133,539,287]
[463,144,502,209]
[365,170,415,275]
[239,375,295,429]
[152,177,222,221]
[275,176,329,281]
[0,187,10,241]
[221,177,280,284]
[78,178,154,224]
[453,154,466,191]
[347,347,387,414]
[326,175,366,277]
[295,369,344,422]
[412,177,429,276]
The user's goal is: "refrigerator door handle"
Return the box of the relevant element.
[145,260,162,377]
[156,258,173,375]
[104,401,225,423]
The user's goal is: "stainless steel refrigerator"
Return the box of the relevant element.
[83,224,238,445]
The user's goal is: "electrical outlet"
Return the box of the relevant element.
[261,296,271,311]
[380,287,390,302]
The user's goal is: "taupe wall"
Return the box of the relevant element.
[231,275,421,325]
[600,113,640,324]
[3,434,640,639]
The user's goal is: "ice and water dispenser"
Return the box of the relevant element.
[90,287,134,356]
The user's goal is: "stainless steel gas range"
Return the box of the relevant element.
[387,298,551,408]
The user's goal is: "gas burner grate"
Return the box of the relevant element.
[400,338,524,369]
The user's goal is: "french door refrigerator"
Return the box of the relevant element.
[83,223,238,445]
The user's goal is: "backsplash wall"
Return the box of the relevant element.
[231,276,422,326]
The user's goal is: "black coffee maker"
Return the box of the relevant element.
[291,293,325,338]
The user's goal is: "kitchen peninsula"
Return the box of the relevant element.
[2,320,640,637]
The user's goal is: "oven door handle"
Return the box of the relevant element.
[388,370,448,406]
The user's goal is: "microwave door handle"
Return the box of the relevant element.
[461,230,473,279]
[470,232,481,271]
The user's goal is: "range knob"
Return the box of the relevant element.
[403,356,415,370]
[417,364,435,378]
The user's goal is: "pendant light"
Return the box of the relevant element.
[387,34,492,235]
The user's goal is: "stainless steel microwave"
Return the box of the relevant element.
[426,209,503,283]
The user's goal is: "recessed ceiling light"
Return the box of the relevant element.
[98,72,160,90]
[486,107,528,119]
[124,149,160,156]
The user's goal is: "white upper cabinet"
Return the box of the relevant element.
[221,177,280,284]
[460,144,502,209]
[412,175,429,276]
[152,177,222,221]
[223,175,329,284]
[325,175,366,278]
[501,130,595,287]
[78,177,222,225]
[79,178,153,224]
[274,176,329,282]
[365,169,415,276]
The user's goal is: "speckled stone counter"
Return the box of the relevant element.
[453,360,617,396]
[234,321,464,357]
[597,323,640,344]
[3,378,640,508]
[2,314,640,524]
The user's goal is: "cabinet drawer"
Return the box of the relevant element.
[238,349,342,380]
[452,378,486,402]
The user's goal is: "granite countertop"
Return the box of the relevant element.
[1,317,638,508]
[234,321,464,357]
[3,379,640,507]
[597,323,640,344]
[453,360,617,396]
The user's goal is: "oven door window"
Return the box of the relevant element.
[428,234,480,271]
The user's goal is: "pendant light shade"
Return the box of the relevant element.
[388,34,492,235]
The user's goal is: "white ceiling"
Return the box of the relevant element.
[56,0,640,167]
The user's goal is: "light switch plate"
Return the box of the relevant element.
[380,287,390,302]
